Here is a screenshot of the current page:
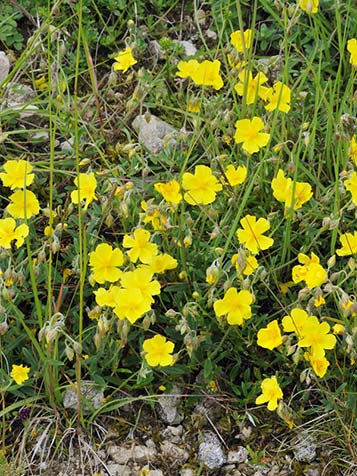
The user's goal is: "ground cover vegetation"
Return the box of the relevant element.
[0,0,356,474]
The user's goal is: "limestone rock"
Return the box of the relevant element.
[227,447,249,464]
[158,384,184,424]
[132,114,178,154]
[198,431,226,469]
[160,441,189,464]
[62,380,104,414]
[0,52,10,83]
[293,433,317,463]
[107,444,157,464]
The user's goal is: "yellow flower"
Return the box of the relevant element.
[143,334,175,367]
[0,160,34,189]
[122,228,158,263]
[255,376,283,411]
[236,214,274,255]
[271,169,312,213]
[0,218,29,248]
[10,364,30,385]
[213,287,253,325]
[224,164,247,187]
[257,320,283,350]
[349,136,357,165]
[154,180,182,204]
[304,351,329,378]
[333,324,345,335]
[182,165,222,205]
[344,171,357,206]
[282,308,311,337]
[89,243,124,284]
[186,98,201,113]
[271,169,292,203]
[191,60,224,90]
[140,201,167,231]
[234,70,270,104]
[234,117,270,154]
[70,172,97,210]
[264,82,291,113]
[120,267,161,303]
[34,75,48,90]
[113,47,137,73]
[176,59,199,78]
[94,285,120,308]
[7,189,40,219]
[112,287,152,323]
[313,294,325,307]
[145,253,178,274]
[298,319,336,356]
[336,231,357,256]
[292,252,327,289]
[232,252,259,276]
[299,0,319,14]
[230,29,252,53]
[347,38,357,67]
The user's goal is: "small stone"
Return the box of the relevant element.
[173,40,197,57]
[106,463,131,476]
[303,464,321,476]
[157,384,184,424]
[227,447,249,464]
[0,52,10,83]
[160,441,189,464]
[180,469,195,476]
[293,433,317,463]
[198,431,226,469]
[205,29,217,40]
[132,114,178,154]
[108,444,157,464]
[62,380,104,414]
[161,425,183,444]
[223,464,236,473]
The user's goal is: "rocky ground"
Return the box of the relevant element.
[11,384,350,476]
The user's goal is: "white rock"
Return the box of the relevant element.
[158,384,184,424]
[293,433,317,463]
[132,114,178,154]
[180,469,195,476]
[227,447,249,464]
[105,463,131,476]
[205,29,217,40]
[108,444,157,464]
[0,52,10,83]
[161,425,183,444]
[62,380,104,413]
[173,40,197,57]
[160,441,189,464]
[198,431,226,469]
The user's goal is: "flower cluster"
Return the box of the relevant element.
[176,59,224,90]
[271,169,312,215]
[0,160,39,249]
[91,228,177,325]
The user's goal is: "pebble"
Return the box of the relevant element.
[0,51,10,83]
[132,114,178,154]
[227,447,249,464]
[105,463,131,476]
[160,441,189,464]
[107,444,157,464]
[62,380,104,413]
[293,433,317,463]
[157,384,184,424]
[198,431,226,469]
